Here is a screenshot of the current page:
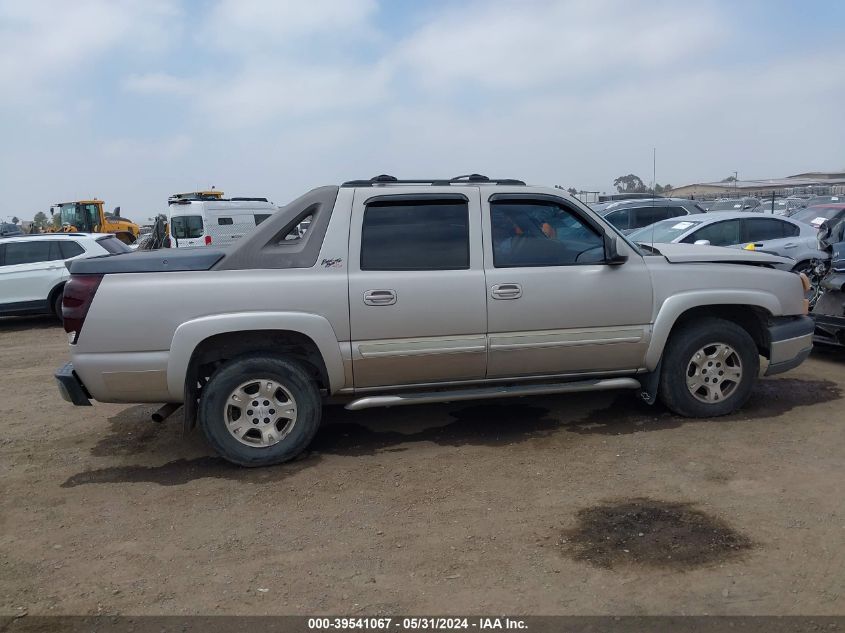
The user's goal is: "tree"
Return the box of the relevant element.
[721,175,737,182]
[566,187,578,196]
[32,211,49,231]
[10,216,19,225]
[653,183,673,195]
[613,174,647,194]
[51,213,62,230]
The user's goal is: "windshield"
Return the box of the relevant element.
[791,206,843,226]
[59,203,98,231]
[171,215,204,239]
[709,199,745,211]
[629,218,704,243]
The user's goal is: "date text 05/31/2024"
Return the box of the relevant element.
[308,618,527,630]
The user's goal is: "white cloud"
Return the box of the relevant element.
[393,0,723,90]
[123,72,197,97]
[201,0,378,51]
[100,133,192,160]
[0,0,181,105]
[2,0,845,221]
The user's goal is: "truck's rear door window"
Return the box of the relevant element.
[171,215,204,239]
[361,200,469,271]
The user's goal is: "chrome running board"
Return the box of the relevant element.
[344,377,641,411]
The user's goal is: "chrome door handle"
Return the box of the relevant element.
[363,289,397,306]
[491,283,522,300]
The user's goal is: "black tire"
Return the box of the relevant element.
[52,289,64,322]
[658,317,759,418]
[198,354,322,467]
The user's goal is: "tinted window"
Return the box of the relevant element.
[3,241,55,265]
[666,206,691,217]
[361,200,469,271]
[603,208,630,230]
[96,236,132,254]
[217,217,233,225]
[59,241,85,258]
[682,220,741,246]
[631,206,670,228]
[171,215,203,239]
[491,201,604,267]
[742,218,797,241]
[254,214,271,225]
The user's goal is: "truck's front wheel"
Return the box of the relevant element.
[659,318,759,418]
[198,355,322,467]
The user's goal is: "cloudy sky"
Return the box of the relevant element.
[1,0,843,222]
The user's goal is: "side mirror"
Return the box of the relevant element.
[50,208,54,216]
[693,239,711,246]
[604,234,628,265]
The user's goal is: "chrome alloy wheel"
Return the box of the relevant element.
[685,343,743,404]
[223,379,298,447]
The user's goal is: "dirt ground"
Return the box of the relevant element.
[1,316,844,616]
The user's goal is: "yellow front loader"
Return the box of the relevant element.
[49,200,140,244]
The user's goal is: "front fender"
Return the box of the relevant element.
[167,311,345,400]
[645,290,781,369]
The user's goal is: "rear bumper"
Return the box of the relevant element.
[55,362,92,406]
[765,316,815,376]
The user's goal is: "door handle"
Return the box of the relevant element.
[783,242,798,248]
[363,289,397,306]
[491,283,522,300]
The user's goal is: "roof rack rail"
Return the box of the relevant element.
[341,174,526,187]
[230,197,269,202]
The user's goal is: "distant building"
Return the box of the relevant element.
[671,171,845,199]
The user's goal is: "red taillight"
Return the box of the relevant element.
[204,235,212,245]
[63,274,103,343]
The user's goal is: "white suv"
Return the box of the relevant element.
[0,233,130,319]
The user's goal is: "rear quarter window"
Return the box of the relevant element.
[59,241,86,258]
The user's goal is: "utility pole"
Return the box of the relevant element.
[734,171,738,195]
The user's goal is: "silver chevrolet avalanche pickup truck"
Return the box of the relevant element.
[55,174,815,467]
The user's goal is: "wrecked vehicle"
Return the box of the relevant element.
[812,211,845,346]
[55,174,814,467]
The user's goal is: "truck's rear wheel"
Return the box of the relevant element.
[198,355,321,467]
[659,318,759,418]
[52,291,64,322]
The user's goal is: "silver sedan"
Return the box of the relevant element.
[627,211,826,275]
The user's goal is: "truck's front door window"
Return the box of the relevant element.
[491,201,603,267]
